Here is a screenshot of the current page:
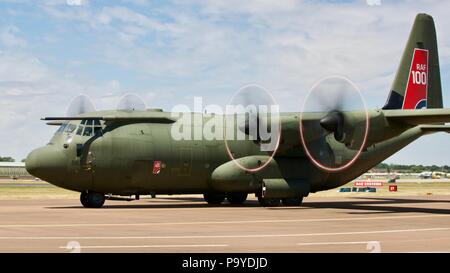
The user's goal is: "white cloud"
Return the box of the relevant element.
[120,0,150,7]
[66,0,86,6]
[0,25,27,48]
[0,52,149,160]
[98,6,166,31]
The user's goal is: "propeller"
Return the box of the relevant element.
[66,94,96,116]
[224,84,281,173]
[299,76,368,171]
[234,89,272,142]
[116,93,147,111]
[319,111,344,142]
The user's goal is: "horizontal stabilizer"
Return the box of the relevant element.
[419,124,450,133]
[383,108,450,125]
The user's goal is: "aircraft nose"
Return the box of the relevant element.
[26,146,67,183]
[25,148,40,176]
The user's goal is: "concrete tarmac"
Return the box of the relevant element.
[0,195,449,253]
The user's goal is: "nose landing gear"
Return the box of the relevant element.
[80,191,105,208]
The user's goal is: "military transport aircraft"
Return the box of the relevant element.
[26,14,450,208]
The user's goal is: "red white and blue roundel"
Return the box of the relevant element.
[402,48,429,109]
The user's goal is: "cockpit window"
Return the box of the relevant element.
[65,124,77,134]
[83,127,93,136]
[94,127,102,136]
[76,119,102,137]
[76,126,84,136]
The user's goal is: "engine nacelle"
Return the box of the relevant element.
[211,155,277,192]
[211,156,312,199]
[326,110,403,150]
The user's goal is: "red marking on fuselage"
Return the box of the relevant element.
[153,160,161,175]
[402,48,429,109]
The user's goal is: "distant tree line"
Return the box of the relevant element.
[0,157,26,162]
[376,163,449,173]
[0,157,15,162]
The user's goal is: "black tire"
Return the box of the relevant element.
[258,197,281,207]
[282,197,303,206]
[80,191,89,207]
[80,191,105,208]
[203,193,226,205]
[227,193,248,205]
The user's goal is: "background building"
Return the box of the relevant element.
[0,162,32,179]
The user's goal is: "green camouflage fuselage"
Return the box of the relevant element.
[30,110,426,196]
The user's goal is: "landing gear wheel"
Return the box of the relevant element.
[258,197,281,207]
[227,193,248,205]
[80,191,105,208]
[80,191,89,207]
[282,197,303,206]
[203,193,226,205]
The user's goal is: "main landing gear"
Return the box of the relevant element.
[257,196,303,207]
[203,192,248,205]
[80,191,105,208]
[203,192,303,207]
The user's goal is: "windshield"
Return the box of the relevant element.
[56,123,68,134]
[76,119,103,137]
[54,119,103,138]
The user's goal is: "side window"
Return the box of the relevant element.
[93,119,102,136]
[83,127,93,137]
[76,126,84,136]
[94,126,102,136]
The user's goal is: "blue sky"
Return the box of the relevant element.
[0,0,449,165]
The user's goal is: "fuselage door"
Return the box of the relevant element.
[65,119,103,190]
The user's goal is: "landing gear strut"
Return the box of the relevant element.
[80,191,105,208]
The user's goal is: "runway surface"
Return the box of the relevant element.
[0,195,449,253]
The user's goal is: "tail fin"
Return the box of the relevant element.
[383,13,443,110]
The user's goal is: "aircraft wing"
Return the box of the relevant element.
[42,115,176,124]
[383,109,450,125]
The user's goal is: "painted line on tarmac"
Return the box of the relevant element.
[59,244,229,249]
[0,227,449,240]
[405,251,450,253]
[0,214,449,228]
[297,241,374,246]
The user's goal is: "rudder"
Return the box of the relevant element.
[383,13,443,110]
